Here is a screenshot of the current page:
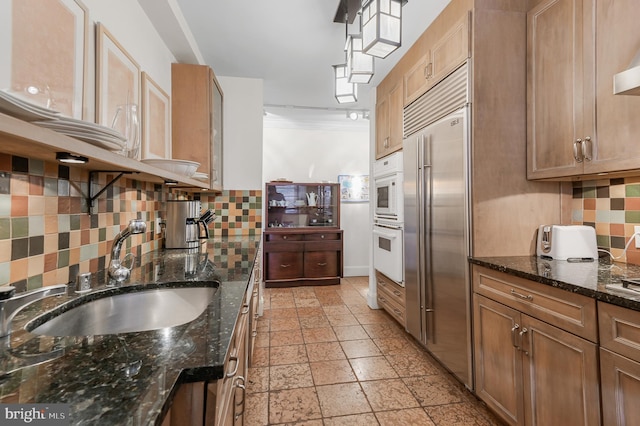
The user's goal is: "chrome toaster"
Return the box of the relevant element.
[536,225,598,261]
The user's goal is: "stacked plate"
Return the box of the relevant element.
[0,90,60,121]
[34,117,126,151]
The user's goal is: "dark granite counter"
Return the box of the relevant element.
[0,235,261,425]
[470,256,640,311]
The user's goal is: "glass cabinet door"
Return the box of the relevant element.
[266,183,340,228]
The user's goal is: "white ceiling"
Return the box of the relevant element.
[151,0,451,125]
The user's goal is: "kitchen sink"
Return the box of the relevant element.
[26,284,218,337]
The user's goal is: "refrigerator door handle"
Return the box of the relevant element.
[418,133,435,344]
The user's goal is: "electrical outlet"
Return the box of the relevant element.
[635,226,640,248]
[155,217,163,234]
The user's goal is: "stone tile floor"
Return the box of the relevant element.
[245,276,506,425]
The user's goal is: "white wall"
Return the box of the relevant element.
[263,126,370,276]
[217,76,264,190]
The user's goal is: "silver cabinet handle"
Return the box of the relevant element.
[511,324,520,349]
[241,304,250,314]
[574,139,584,162]
[384,137,390,148]
[510,289,533,301]
[582,136,592,161]
[425,62,433,79]
[317,262,328,267]
[280,264,291,268]
[234,376,246,422]
[519,328,529,356]
[226,356,239,378]
[392,289,401,297]
[282,235,288,240]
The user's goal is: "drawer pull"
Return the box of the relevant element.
[226,356,239,377]
[379,280,387,287]
[283,235,288,240]
[320,235,325,239]
[510,289,533,301]
[519,328,529,356]
[280,264,291,268]
[241,303,250,314]
[393,290,401,297]
[317,262,328,266]
[393,308,403,317]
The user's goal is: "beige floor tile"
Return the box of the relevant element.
[355,311,394,325]
[270,316,301,331]
[323,305,352,316]
[318,297,345,306]
[425,402,498,426]
[252,346,269,367]
[347,304,374,315]
[333,325,370,341]
[362,322,405,339]
[296,307,325,317]
[267,307,299,318]
[254,332,270,348]
[323,413,379,426]
[299,315,331,329]
[316,383,372,417]
[270,363,314,390]
[245,391,268,425]
[302,327,338,344]
[270,329,304,347]
[375,408,436,426]
[246,366,269,393]
[326,313,360,327]
[269,387,322,424]
[305,341,346,362]
[360,379,420,411]
[295,298,322,308]
[269,344,308,366]
[309,359,357,385]
[385,353,441,377]
[349,356,398,381]
[374,336,420,356]
[340,339,382,358]
[403,375,466,406]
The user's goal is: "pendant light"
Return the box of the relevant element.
[333,64,358,104]
[361,0,403,59]
[346,13,374,84]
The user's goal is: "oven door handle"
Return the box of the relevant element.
[373,228,399,239]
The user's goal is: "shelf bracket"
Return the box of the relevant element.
[87,171,136,212]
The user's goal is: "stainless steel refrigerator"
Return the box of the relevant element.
[403,64,472,389]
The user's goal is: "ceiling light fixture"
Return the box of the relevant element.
[361,0,404,59]
[347,111,359,120]
[346,12,374,84]
[56,152,88,164]
[333,64,358,104]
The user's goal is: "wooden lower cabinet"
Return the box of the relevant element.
[472,266,600,426]
[263,230,343,287]
[375,271,406,327]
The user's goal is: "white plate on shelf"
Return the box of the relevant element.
[50,129,125,151]
[35,117,125,140]
[0,90,61,121]
[192,172,209,180]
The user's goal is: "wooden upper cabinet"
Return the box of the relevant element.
[375,80,403,159]
[403,12,470,106]
[171,63,223,191]
[527,0,640,179]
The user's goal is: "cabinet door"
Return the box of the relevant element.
[210,71,223,189]
[473,294,524,426]
[404,53,431,106]
[429,12,470,88]
[600,347,640,426]
[304,251,338,278]
[584,0,640,174]
[521,315,600,426]
[526,0,594,179]
[266,251,303,280]
[375,92,390,159]
[387,82,404,153]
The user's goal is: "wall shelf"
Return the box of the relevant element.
[0,113,209,189]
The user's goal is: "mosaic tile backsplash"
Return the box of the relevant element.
[0,153,262,290]
[572,177,640,265]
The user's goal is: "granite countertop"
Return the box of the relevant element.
[0,235,261,425]
[470,256,640,311]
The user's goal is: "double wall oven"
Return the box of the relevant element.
[373,151,404,285]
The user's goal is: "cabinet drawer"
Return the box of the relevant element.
[377,292,405,325]
[599,301,640,363]
[266,252,303,280]
[305,232,340,241]
[266,233,303,241]
[376,271,405,308]
[473,266,597,342]
[304,251,338,278]
[304,240,342,252]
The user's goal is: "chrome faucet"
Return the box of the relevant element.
[108,219,147,283]
[0,284,67,338]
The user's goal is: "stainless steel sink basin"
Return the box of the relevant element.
[26,284,218,337]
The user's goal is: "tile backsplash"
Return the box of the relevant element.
[572,177,640,265]
[0,154,262,290]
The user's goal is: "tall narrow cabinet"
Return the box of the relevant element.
[171,63,223,191]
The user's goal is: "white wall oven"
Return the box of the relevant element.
[373,151,404,285]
